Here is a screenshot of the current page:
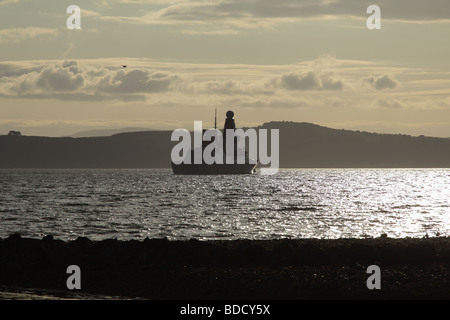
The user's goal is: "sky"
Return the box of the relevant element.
[1,0,450,137]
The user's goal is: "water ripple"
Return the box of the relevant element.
[1,168,450,240]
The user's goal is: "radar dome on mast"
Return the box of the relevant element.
[224,110,235,130]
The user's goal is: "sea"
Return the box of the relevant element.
[1,168,449,241]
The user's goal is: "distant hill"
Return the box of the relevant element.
[260,121,450,168]
[1,121,450,168]
[66,127,152,138]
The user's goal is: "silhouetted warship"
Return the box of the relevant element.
[171,110,258,174]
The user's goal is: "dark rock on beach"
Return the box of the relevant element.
[2,234,450,299]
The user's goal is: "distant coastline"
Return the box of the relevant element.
[2,121,450,168]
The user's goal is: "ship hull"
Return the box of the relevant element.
[171,162,257,175]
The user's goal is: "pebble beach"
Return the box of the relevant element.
[2,234,450,300]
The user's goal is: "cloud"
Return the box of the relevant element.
[376,98,404,109]
[100,0,450,30]
[0,59,281,100]
[98,69,183,94]
[0,63,45,78]
[36,61,84,92]
[0,27,58,43]
[0,0,18,5]
[6,61,83,95]
[101,0,185,4]
[202,80,245,95]
[0,60,186,101]
[260,53,346,91]
[280,72,320,90]
[363,74,399,90]
[81,9,102,17]
[236,96,312,109]
[180,29,239,35]
[274,71,344,91]
[100,0,318,29]
[0,57,420,108]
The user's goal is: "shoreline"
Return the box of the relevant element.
[2,234,450,299]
